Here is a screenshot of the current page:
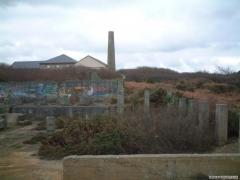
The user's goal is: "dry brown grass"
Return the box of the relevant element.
[38,106,216,159]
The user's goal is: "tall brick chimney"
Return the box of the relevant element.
[107,31,116,71]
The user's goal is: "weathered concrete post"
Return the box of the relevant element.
[0,116,5,129]
[144,89,150,113]
[215,104,228,146]
[46,116,56,134]
[188,99,198,125]
[68,106,73,118]
[166,90,173,111]
[107,31,116,71]
[3,115,7,128]
[198,100,209,130]
[143,89,152,128]
[117,80,124,114]
[178,97,187,116]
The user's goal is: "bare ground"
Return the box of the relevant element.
[0,122,62,180]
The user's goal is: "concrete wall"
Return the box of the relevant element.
[0,79,121,106]
[12,105,115,119]
[63,154,240,180]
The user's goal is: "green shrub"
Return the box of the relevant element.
[176,80,195,92]
[90,131,124,154]
[150,88,166,105]
[55,117,65,129]
[39,131,68,159]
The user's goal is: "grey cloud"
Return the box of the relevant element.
[0,0,131,8]
[0,0,240,72]
[210,42,240,50]
[117,39,209,53]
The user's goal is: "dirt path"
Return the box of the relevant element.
[0,123,62,180]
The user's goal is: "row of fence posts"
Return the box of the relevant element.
[143,89,240,151]
[44,86,240,152]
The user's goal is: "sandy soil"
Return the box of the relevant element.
[0,122,62,180]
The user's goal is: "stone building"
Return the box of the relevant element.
[75,55,107,69]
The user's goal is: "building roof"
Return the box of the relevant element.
[11,54,104,69]
[40,54,77,64]
[12,61,41,69]
[76,55,107,68]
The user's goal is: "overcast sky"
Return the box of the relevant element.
[0,0,240,72]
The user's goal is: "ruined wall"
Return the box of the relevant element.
[12,105,114,119]
[0,80,120,106]
[63,154,240,180]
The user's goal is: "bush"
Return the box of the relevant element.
[176,80,195,92]
[38,107,216,159]
[55,117,65,129]
[150,88,166,105]
[38,116,126,159]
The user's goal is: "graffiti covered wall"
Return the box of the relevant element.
[0,80,121,106]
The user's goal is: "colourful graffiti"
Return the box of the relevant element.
[0,80,121,105]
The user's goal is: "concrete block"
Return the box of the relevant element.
[63,154,240,180]
[188,99,198,125]
[198,101,209,129]
[215,104,228,146]
[46,116,56,133]
[117,80,124,114]
[178,97,187,116]
[0,117,5,129]
[68,107,73,118]
[144,89,150,113]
